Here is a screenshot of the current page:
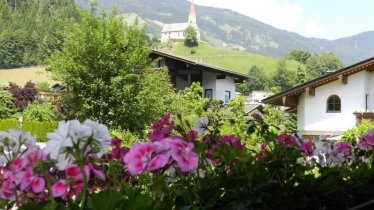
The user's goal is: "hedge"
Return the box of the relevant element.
[0,119,57,142]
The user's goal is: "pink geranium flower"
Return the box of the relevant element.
[1,180,16,199]
[187,130,198,141]
[335,142,352,155]
[11,158,25,172]
[52,180,68,198]
[123,142,157,175]
[20,169,36,191]
[300,141,314,157]
[170,139,198,172]
[257,143,268,161]
[276,134,298,147]
[65,164,90,182]
[359,134,374,150]
[31,177,45,193]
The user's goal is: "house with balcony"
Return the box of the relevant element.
[263,57,374,140]
[150,50,247,103]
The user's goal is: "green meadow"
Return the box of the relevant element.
[160,42,305,75]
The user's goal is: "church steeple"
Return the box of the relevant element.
[188,0,196,26]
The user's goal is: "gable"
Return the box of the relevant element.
[263,57,374,107]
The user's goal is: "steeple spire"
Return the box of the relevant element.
[188,0,196,26]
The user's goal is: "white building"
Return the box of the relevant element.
[263,57,374,140]
[161,0,201,43]
[247,91,272,104]
[150,50,247,103]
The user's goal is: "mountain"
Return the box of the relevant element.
[75,0,374,65]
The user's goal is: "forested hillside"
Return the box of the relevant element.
[0,0,80,68]
[75,0,374,65]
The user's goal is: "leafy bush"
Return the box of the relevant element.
[35,82,50,92]
[0,119,57,142]
[23,103,56,122]
[0,91,15,118]
[343,120,374,144]
[7,81,37,110]
[110,129,141,147]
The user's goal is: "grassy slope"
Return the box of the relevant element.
[160,42,305,75]
[0,66,58,86]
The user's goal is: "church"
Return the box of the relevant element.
[161,0,201,43]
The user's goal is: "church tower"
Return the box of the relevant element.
[188,0,197,26]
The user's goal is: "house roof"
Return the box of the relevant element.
[161,23,189,33]
[244,103,263,114]
[150,50,248,80]
[262,56,374,107]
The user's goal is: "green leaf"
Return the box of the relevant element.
[88,190,124,210]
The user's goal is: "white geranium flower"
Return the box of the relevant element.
[8,129,37,150]
[45,120,75,159]
[84,119,111,156]
[55,154,73,170]
[193,117,209,134]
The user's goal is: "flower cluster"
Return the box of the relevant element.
[358,133,374,150]
[106,138,129,160]
[123,138,198,175]
[0,149,49,202]
[276,133,298,147]
[148,114,175,141]
[266,134,358,167]
[44,119,111,170]
[0,129,37,165]
[204,134,245,164]
[51,160,106,199]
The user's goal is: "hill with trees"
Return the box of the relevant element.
[0,0,80,68]
[75,0,374,65]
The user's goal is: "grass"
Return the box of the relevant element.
[0,66,58,86]
[160,42,305,75]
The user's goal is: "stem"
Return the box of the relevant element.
[79,162,88,210]
[43,171,56,206]
[14,189,20,208]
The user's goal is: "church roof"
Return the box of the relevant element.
[162,23,189,33]
[189,0,196,20]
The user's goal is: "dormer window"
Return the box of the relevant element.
[327,95,341,112]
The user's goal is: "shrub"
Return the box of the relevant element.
[110,129,141,147]
[7,81,37,110]
[343,120,374,144]
[0,119,57,142]
[23,103,56,122]
[0,91,15,118]
[35,82,50,92]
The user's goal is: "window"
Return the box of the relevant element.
[225,91,231,103]
[204,89,213,99]
[327,95,341,112]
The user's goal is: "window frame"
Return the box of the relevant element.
[224,91,231,103]
[204,89,213,99]
[326,95,341,113]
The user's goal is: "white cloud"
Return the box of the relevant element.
[193,0,304,31]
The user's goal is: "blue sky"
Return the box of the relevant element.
[192,0,374,40]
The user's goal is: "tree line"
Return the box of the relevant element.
[0,0,80,68]
[238,49,344,93]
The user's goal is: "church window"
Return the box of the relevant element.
[327,95,341,112]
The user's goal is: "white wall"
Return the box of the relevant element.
[216,75,236,103]
[298,71,368,135]
[161,31,185,43]
[368,71,374,111]
[202,72,236,102]
[202,71,216,98]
